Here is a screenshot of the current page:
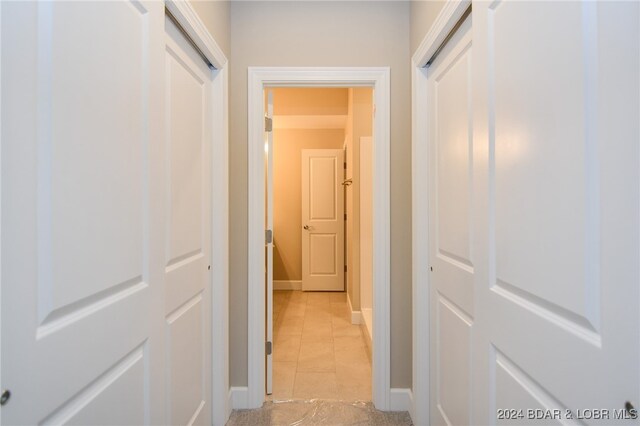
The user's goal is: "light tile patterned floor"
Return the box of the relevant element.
[271,290,372,401]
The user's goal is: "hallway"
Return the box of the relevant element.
[270,291,371,401]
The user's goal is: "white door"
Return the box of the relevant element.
[265,91,274,395]
[302,149,345,292]
[427,2,640,425]
[164,14,212,426]
[427,14,475,426]
[1,3,213,424]
[472,2,638,423]
[1,2,166,423]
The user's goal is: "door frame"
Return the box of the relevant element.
[246,67,391,410]
[163,2,230,425]
[411,1,471,425]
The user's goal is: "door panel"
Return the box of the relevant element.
[302,150,345,291]
[492,0,595,325]
[428,14,474,426]
[164,15,212,426]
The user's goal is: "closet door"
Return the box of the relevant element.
[1,1,166,424]
[163,15,213,426]
[427,14,475,426]
[472,1,639,423]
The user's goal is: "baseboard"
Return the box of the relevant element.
[347,293,362,324]
[229,386,249,410]
[273,280,301,290]
[389,388,414,419]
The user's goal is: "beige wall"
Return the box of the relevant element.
[410,0,446,55]
[230,1,412,388]
[190,0,230,58]
[273,128,345,281]
[272,88,349,116]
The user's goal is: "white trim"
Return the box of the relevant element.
[229,387,249,410]
[411,2,470,425]
[247,67,391,410]
[389,388,414,417]
[164,0,227,70]
[163,3,229,425]
[347,293,363,325]
[273,280,301,290]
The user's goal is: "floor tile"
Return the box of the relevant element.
[297,338,335,372]
[273,334,301,362]
[293,372,339,399]
[272,361,297,400]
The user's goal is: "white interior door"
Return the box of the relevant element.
[427,14,475,426]
[471,2,638,423]
[164,15,212,426]
[302,149,345,292]
[1,2,166,424]
[265,91,274,395]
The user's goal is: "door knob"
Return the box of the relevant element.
[303,225,310,230]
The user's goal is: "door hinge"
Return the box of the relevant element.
[265,117,273,132]
[266,341,272,355]
[344,265,347,272]
[344,213,347,221]
[265,229,273,244]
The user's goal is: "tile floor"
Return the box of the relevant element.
[270,290,372,401]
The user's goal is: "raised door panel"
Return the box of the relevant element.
[309,157,338,221]
[492,0,597,331]
[44,0,148,331]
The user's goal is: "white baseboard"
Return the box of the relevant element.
[389,388,414,419]
[347,293,362,324]
[273,280,301,290]
[229,386,249,409]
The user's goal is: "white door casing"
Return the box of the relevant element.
[302,149,345,292]
[247,67,390,411]
[413,1,640,424]
[164,14,213,425]
[1,2,228,424]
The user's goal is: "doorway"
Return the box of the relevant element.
[245,68,391,410]
[266,88,374,400]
